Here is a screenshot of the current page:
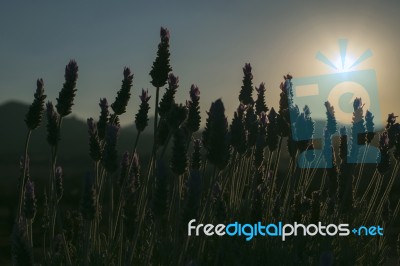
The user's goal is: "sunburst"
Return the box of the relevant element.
[315,39,373,72]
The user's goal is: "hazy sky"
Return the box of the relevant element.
[1,1,399,126]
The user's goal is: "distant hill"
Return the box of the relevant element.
[0,101,156,201]
[0,101,154,163]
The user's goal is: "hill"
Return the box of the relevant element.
[0,101,154,201]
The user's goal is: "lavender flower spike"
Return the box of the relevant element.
[190,84,200,102]
[55,166,63,201]
[24,179,36,220]
[135,89,151,132]
[56,60,79,117]
[25,78,47,130]
[139,88,151,103]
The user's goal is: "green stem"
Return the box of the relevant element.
[270,137,283,199]
[83,221,90,266]
[160,132,172,158]
[363,171,383,224]
[373,162,399,225]
[109,175,114,239]
[17,129,32,220]
[118,215,124,266]
[152,86,160,177]
[50,117,63,245]
[28,220,33,248]
[127,131,141,176]
[354,144,369,196]
[360,170,377,203]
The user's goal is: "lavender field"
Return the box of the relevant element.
[5,27,400,266]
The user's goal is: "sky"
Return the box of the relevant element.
[0,1,399,127]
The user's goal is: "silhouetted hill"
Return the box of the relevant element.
[0,101,153,163]
[0,101,154,202]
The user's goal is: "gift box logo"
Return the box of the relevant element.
[290,39,383,168]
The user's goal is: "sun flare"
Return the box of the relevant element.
[316,39,373,73]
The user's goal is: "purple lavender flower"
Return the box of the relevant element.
[324,101,337,135]
[129,152,141,192]
[80,174,96,221]
[245,105,258,148]
[11,221,34,265]
[255,82,265,94]
[122,151,130,168]
[87,118,101,161]
[97,98,109,140]
[167,73,179,90]
[284,74,293,80]
[139,88,151,103]
[56,60,79,117]
[189,84,200,102]
[380,131,389,147]
[350,97,366,153]
[243,63,252,77]
[167,103,188,130]
[365,110,375,143]
[152,159,169,220]
[267,108,279,151]
[253,112,269,168]
[111,67,134,115]
[100,98,108,111]
[230,104,247,155]
[239,63,254,105]
[150,27,172,88]
[122,151,141,196]
[386,113,399,148]
[278,75,293,138]
[87,118,97,135]
[135,89,151,133]
[119,151,130,186]
[386,113,397,128]
[353,97,363,111]
[394,126,400,161]
[259,111,269,128]
[182,169,202,224]
[25,78,47,130]
[106,124,119,146]
[19,156,30,180]
[102,124,120,173]
[159,74,179,117]
[190,139,202,170]
[377,131,391,174]
[160,27,170,42]
[46,101,60,146]
[186,85,201,133]
[55,166,63,201]
[24,179,36,220]
[295,106,315,146]
[255,82,268,115]
[170,128,188,175]
[282,74,293,95]
[203,99,230,169]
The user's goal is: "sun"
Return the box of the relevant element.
[333,54,355,72]
[316,39,373,73]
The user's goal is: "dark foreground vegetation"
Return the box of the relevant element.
[7,27,400,265]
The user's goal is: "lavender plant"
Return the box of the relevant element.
[12,28,400,266]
